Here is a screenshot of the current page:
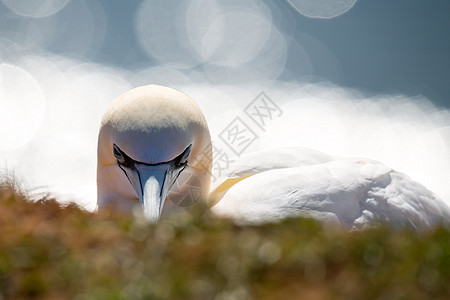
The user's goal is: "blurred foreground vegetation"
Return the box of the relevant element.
[1,179,450,299]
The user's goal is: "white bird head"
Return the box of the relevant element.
[96,85,212,221]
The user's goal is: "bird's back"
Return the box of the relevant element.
[211,147,450,230]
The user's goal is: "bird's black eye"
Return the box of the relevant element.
[113,144,125,162]
[180,144,192,165]
[113,144,136,169]
[173,144,191,168]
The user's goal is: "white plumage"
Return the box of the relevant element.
[96,84,450,229]
[210,147,450,229]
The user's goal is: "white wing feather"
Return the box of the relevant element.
[211,148,450,230]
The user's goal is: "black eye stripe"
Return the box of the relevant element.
[113,144,134,169]
[173,144,192,166]
[112,144,192,167]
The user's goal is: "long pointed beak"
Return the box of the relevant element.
[128,164,171,222]
[113,143,191,222]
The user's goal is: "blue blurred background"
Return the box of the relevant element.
[1,0,449,105]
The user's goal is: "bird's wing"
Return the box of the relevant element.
[211,159,450,230]
[209,147,334,205]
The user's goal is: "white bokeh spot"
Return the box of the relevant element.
[0,64,45,150]
[1,0,71,18]
[287,0,358,19]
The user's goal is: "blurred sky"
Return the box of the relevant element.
[101,0,449,107]
[1,0,449,106]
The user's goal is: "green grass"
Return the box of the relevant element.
[1,179,450,299]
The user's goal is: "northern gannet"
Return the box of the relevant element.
[97,85,450,229]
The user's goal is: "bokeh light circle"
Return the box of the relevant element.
[287,0,358,19]
[0,0,106,59]
[1,0,71,18]
[135,0,198,67]
[202,25,288,84]
[0,64,45,150]
[135,0,285,82]
[186,0,273,66]
[199,11,272,66]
